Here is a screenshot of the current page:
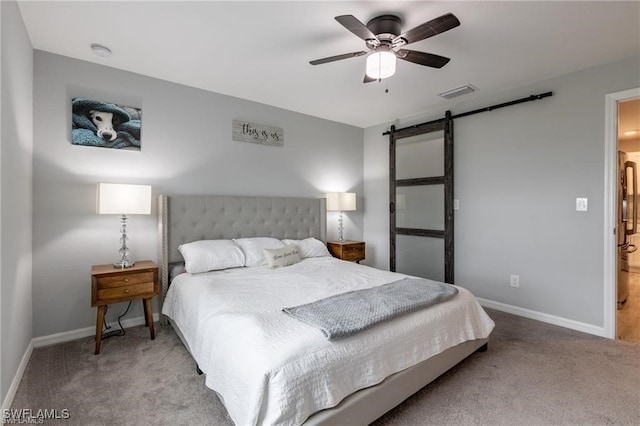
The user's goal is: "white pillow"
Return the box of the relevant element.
[263,244,301,268]
[281,237,331,258]
[234,237,285,267]
[178,240,245,274]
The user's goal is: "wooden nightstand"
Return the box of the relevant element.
[327,240,365,263]
[91,260,159,354]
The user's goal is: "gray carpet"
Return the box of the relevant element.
[11,309,640,425]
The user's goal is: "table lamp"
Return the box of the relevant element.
[326,192,356,242]
[97,183,152,268]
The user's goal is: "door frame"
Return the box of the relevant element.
[604,87,640,339]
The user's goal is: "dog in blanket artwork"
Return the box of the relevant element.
[71,98,142,150]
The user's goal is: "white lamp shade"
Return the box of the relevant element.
[97,183,152,215]
[366,51,396,80]
[326,192,356,212]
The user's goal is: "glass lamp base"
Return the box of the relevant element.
[113,214,135,268]
[337,211,346,242]
[113,258,135,268]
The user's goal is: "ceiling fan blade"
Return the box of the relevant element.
[309,51,368,65]
[396,50,451,68]
[393,13,460,46]
[335,15,378,42]
[363,74,377,83]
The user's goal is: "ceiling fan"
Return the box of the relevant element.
[310,13,460,83]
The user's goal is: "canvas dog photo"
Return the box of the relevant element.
[71,97,142,150]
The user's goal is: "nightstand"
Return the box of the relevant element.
[91,260,159,354]
[327,240,365,263]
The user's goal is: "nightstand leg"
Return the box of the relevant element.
[95,306,106,355]
[143,298,155,340]
[143,300,149,327]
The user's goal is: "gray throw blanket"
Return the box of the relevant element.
[283,278,458,340]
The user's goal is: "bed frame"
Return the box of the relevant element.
[158,194,488,425]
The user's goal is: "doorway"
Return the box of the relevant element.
[616,97,640,343]
[605,88,640,341]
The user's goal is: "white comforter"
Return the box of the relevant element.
[162,257,494,426]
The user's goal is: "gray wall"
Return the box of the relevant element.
[364,56,640,328]
[32,51,363,338]
[1,0,33,404]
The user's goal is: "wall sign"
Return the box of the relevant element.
[232,119,283,146]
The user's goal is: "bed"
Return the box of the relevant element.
[158,194,494,425]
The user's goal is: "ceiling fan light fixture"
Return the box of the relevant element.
[366,51,396,80]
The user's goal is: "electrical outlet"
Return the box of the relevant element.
[510,274,520,288]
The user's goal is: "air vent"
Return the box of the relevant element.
[439,84,476,99]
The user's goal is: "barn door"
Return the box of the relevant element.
[389,112,454,283]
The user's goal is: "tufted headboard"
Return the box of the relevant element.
[157,194,326,320]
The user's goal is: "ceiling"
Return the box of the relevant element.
[17,1,640,128]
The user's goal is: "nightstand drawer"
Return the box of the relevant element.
[327,241,365,262]
[342,243,365,260]
[96,271,155,289]
[97,281,155,301]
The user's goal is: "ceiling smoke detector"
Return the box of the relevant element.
[439,84,476,99]
[90,43,112,58]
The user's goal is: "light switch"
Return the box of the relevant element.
[453,199,460,210]
[576,198,588,212]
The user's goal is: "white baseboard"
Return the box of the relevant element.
[1,340,33,412]
[477,298,606,337]
[32,313,160,348]
[2,313,160,411]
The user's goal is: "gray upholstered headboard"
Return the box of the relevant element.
[157,194,326,320]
